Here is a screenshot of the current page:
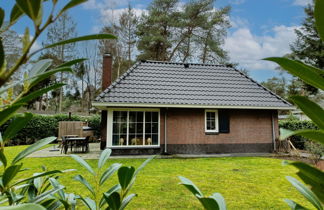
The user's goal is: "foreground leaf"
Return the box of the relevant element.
[284,199,307,210]
[44,34,116,49]
[290,96,324,129]
[100,163,122,186]
[74,175,95,196]
[315,0,324,41]
[104,192,121,210]
[0,203,46,210]
[10,4,24,25]
[12,137,56,165]
[17,83,64,104]
[61,0,87,13]
[15,0,41,21]
[290,162,324,202]
[98,149,111,169]
[3,113,33,142]
[0,8,4,28]
[178,176,203,196]
[134,156,154,177]
[118,166,135,190]
[120,193,137,210]
[264,57,324,90]
[70,155,95,175]
[2,164,22,187]
[280,128,324,145]
[286,176,323,210]
[0,104,23,127]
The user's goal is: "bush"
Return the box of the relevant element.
[279,120,318,149]
[304,141,324,164]
[0,113,101,145]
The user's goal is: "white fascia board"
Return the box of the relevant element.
[92,102,295,110]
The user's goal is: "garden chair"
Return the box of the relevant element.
[82,136,90,153]
[60,136,68,154]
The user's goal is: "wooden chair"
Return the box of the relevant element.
[82,136,90,153]
[61,136,68,154]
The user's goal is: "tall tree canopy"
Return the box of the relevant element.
[290,1,324,95]
[136,0,230,63]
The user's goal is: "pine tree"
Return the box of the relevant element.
[290,1,324,95]
[136,0,230,63]
[136,0,179,61]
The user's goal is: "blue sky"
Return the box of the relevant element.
[1,0,311,82]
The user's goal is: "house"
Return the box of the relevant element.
[92,54,294,155]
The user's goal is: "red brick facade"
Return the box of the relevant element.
[159,108,278,154]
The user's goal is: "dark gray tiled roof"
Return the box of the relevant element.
[95,60,292,108]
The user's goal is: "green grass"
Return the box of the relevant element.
[4,146,313,209]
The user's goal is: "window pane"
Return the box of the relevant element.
[145,112,152,122]
[210,120,215,130]
[152,134,158,145]
[152,112,158,122]
[137,122,143,133]
[145,123,151,133]
[129,123,135,134]
[152,123,159,133]
[120,122,127,133]
[208,112,215,120]
[137,112,143,122]
[112,135,119,146]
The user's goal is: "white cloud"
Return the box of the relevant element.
[224,25,299,70]
[229,0,245,5]
[82,0,147,26]
[229,16,249,28]
[100,8,147,25]
[292,0,312,6]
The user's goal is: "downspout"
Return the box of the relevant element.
[271,111,276,152]
[164,108,168,153]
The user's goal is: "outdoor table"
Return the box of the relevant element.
[64,137,86,154]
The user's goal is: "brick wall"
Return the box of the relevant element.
[162,108,278,153]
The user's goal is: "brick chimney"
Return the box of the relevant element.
[100,53,112,150]
[102,53,112,90]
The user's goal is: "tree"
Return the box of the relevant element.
[42,12,77,112]
[290,1,324,95]
[117,4,139,68]
[261,77,287,99]
[136,0,230,63]
[136,0,179,61]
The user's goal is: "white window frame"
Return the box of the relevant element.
[107,108,160,148]
[205,110,219,133]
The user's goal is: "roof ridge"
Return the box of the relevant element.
[232,67,292,106]
[142,60,227,67]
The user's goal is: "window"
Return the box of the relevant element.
[205,110,218,132]
[111,110,159,147]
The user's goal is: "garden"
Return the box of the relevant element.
[3,145,314,209]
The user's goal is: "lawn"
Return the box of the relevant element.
[4,146,313,209]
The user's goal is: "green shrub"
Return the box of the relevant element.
[0,113,101,145]
[279,120,318,149]
[305,140,324,164]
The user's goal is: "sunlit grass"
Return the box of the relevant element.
[3,146,312,209]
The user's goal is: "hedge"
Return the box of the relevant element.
[0,113,101,145]
[279,120,318,149]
